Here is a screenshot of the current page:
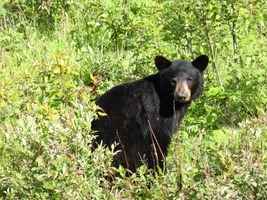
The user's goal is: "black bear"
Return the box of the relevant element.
[92,55,209,173]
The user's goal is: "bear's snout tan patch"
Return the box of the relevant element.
[175,81,191,102]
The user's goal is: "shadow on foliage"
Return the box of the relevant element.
[1,1,69,34]
[185,68,267,131]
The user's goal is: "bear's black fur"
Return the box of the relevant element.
[91,55,209,173]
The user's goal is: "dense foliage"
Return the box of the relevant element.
[0,0,266,199]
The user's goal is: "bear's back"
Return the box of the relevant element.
[96,77,160,118]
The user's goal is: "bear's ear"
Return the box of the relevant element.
[192,55,209,72]
[155,55,172,71]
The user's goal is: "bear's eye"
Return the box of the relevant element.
[187,77,193,83]
[170,79,176,86]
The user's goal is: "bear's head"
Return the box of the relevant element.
[154,55,209,104]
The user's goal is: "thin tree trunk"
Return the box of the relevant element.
[198,1,223,87]
[228,1,244,67]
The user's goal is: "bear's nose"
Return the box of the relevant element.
[174,80,191,102]
[174,90,191,102]
[176,92,188,101]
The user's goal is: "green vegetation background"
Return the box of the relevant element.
[0,0,266,199]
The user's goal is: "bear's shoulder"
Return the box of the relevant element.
[96,76,159,116]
